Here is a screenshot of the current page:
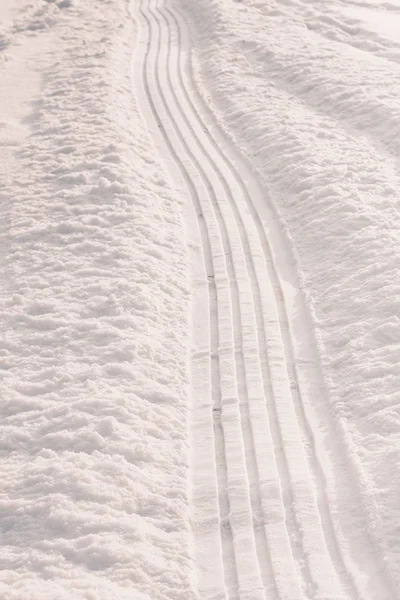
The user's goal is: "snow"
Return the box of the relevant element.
[343,6,400,44]
[175,0,400,595]
[2,0,400,597]
[0,1,195,598]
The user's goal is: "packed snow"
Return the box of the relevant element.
[1,0,400,598]
[177,0,400,595]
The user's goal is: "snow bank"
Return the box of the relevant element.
[175,0,400,592]
[0,1,195,598]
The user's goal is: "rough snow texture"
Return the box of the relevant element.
[175,0,400,592]
[0,1,195,598]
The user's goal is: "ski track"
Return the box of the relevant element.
[131,0,394,598]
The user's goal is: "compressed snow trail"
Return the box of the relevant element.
[131,0,394,599]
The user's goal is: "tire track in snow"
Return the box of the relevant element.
[156,3,353,599]
[131,3,229,599]
[142,2,269,596]
[159,6,304,599]
[166,7,395,600]
[154,4,301,599]
[131,0,388,599]
[149,2,280,598]
[158,5,397,600]
[134,1,263,598]
[137,0,339,597]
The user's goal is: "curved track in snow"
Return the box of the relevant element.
[131,1,394,599]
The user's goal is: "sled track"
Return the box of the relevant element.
[131,0,395,598]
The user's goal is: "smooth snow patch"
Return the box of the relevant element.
[344,5,400,43]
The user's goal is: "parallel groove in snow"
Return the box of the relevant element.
[166,13,369,599]
[137,1,262,596]
[163,8,365,600]
[133,4,229,598]
[159,4,351,600]
[150,3,275,597]
[159,7,299,599]
[132,3,233,600]
[160,9,302,600]
[132,0,373,598]
[144,2,267,595]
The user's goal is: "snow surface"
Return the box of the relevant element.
[0,1,195,598]
[2,0,400,597]
[175,0,400,595]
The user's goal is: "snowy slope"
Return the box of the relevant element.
[0,1,195,598]
[2,0,400,598]
[174,0,400,595]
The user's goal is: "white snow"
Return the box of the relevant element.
[0,1,195,598]
[343,5,400,44]
[175,0,400,596]
[2,0,400,597]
